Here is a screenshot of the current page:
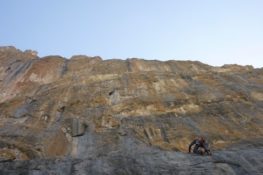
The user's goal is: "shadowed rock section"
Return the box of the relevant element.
[0,46,262,174]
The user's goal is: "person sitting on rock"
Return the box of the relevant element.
[188,136,212,155]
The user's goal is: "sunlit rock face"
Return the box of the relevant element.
[0,47,263,174]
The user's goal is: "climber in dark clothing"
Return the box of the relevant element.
[188,137,211,155]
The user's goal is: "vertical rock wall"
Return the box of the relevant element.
[0,47,262,174]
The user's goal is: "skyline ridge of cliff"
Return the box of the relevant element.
[1,46,260,68]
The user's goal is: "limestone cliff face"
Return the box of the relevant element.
[0,46,263,174]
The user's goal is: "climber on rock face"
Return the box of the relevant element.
[188,136,212,155]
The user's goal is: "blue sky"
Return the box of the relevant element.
[0,0,263,67]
